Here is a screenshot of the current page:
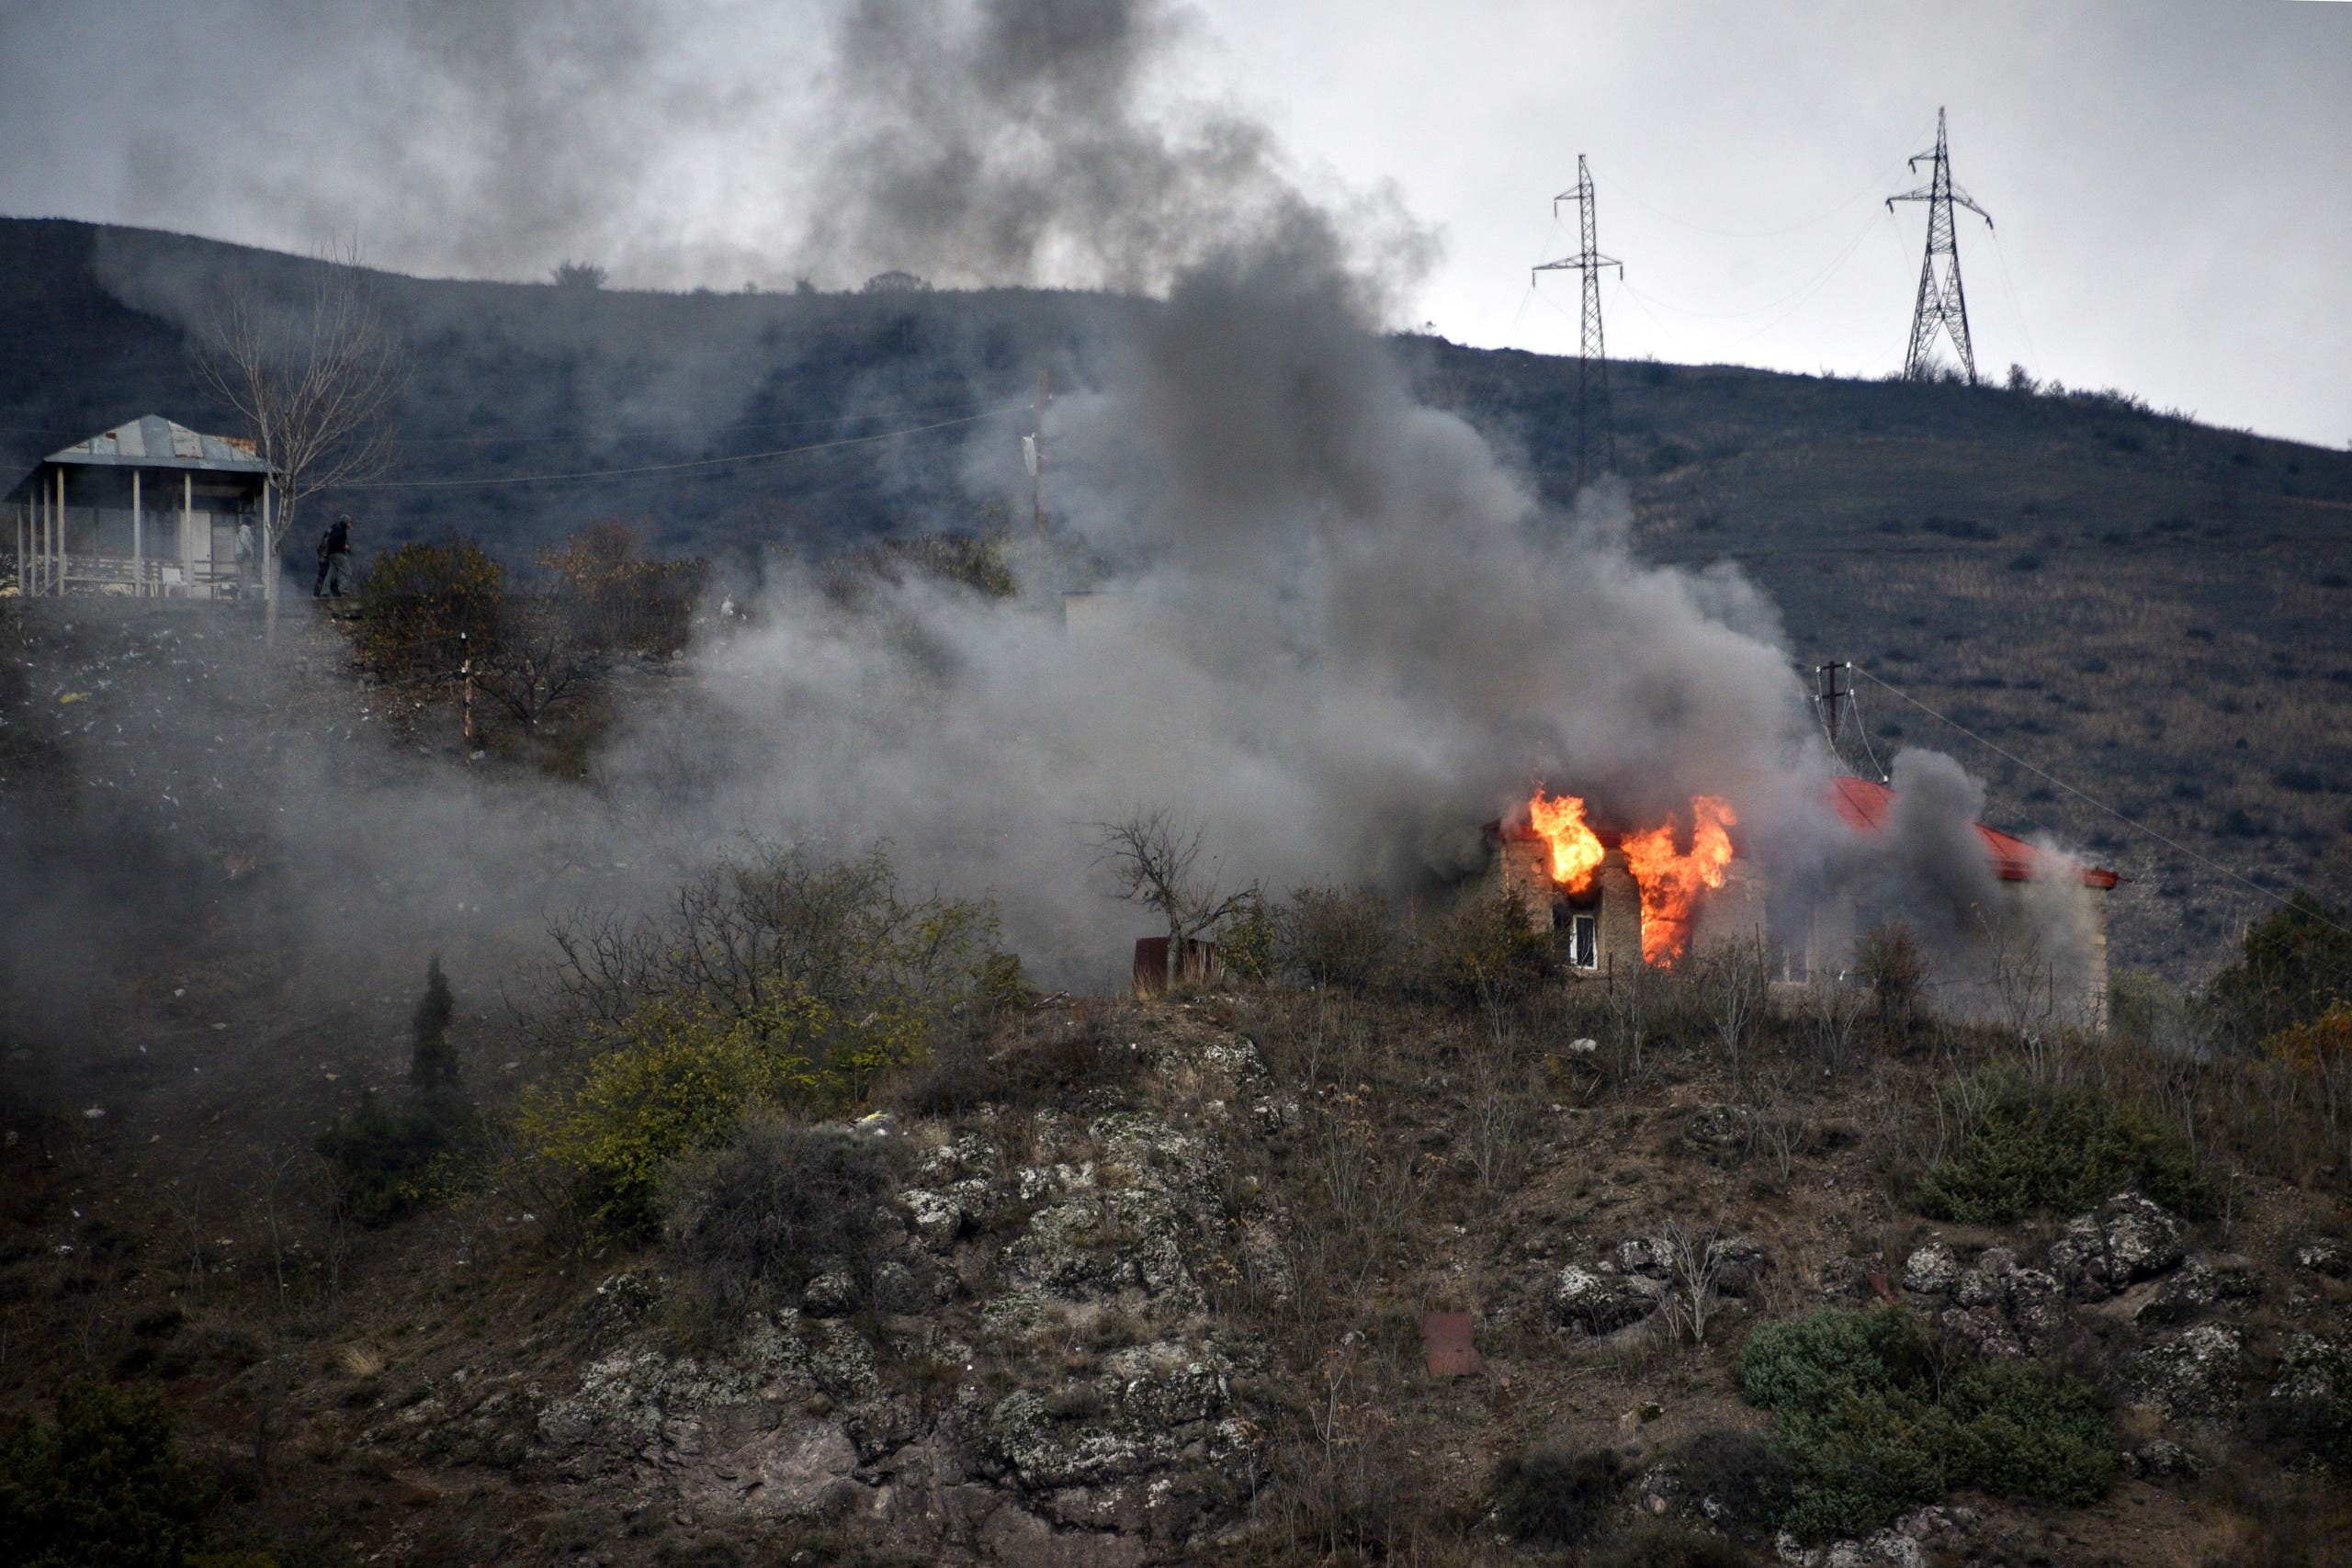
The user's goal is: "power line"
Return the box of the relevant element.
[343,403,1020,491]
[1849,664,2351,937]
[1594,146,1927,241]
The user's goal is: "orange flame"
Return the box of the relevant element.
[1527,789,1606,894]
[1620,795,1738,965]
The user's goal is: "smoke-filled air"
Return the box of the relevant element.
[15,2,2333,1563]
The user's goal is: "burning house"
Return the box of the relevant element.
[1481,773,2119,1021]
[7,416,275,600]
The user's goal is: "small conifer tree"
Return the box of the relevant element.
[409,956,460,1099]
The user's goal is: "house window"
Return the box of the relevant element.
[1568,912,1599,971]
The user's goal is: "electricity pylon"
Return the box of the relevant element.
[1534,154,1623,485]
[1887,107,1993,385]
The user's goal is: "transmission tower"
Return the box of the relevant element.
[1534,154,1623,485]
[1886,107,1993,384]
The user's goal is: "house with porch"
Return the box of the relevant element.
[7,415,275,600]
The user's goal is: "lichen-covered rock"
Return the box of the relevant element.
[2268,1333,2352,1409]
[1939,1249,2066,1358]
[968,1339,1250,1495]
[576,1270,658,1348]
[2293,1239,2350,1279]
[1901,1242,1961,1296]
[2132,1324,2245,1419]
[1555,1263,1657,1333]
[2119,1438,2205,1480]
[682,1416,863,1520]
[2132,1258,2260,1326]
[2049,1193,2184,1301]
[902,1187,968,1251]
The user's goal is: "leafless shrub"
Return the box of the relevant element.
[1699,937,1772,1093]
[1802,976,1871,1075]
[1858,922,1927,1042]
[1655,1221,1724,1346]
[1281,885,1396,991]
[1601,962,1661,1083]
[1463,1028,1537,1194]
[658,1116,901,1337]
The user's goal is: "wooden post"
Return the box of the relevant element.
[54,467,65,595]
[131,469,143,595]
[181,472,194,599]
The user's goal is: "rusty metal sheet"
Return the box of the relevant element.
[1420,1311,1481,1378]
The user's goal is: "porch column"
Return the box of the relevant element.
[131,468,143,594]
[54,467,65,595]
[181,472,194,597]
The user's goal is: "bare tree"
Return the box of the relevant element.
[1091,808,1250,990]
[192,239,404,637]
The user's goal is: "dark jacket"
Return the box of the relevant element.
[324,520,351,556]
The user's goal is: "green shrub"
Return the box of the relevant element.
[1405,893,1557,1008]
[532,844,1011,1233]
[315,960,473,1227]
[1915,1067,2211,1224]
[313,1091,458,1228]
[1736,1306,2113,1543]
[1593,1524,1752,1568]
[352,536,505,684]
[1215,890,1279,985]
[660,1117,901,1326]
[0,1381,208,1568]
[519,987,921,1234]
[1488,1445,1623,1546]
[1280,885,1395,990]
[2206,892,2352,1045]
[1736,1306,1926,1415]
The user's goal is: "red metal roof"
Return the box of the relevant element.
[1828,775,2119,889]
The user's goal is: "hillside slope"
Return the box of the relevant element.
[3,219,2348,979]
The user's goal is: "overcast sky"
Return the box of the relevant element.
[2,0,2346,446]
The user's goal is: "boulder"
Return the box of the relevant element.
[2131,1324,2245,1419]
[2292,1239,2351,1279]
[2048,1193,2185,1301]
[1901,1242,1961,1296]
[1555,1263,1657,1334]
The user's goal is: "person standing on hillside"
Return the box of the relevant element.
[318,515,355,599]
[233,518,254,591]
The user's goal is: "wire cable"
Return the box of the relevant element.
[1849,664,2352,937]
[343,403,1021,491]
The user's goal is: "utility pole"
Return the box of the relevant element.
[1025,368,1049,542]
[1887,107,1993,385]
[1534,154,1622,487]
[1814,660,1887,782]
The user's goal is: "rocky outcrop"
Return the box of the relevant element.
[498,1103,1263,1562]
[1938,1247,2065,1358]
[2047,1193,2184,1301]
[2131,1257,2259,1326]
